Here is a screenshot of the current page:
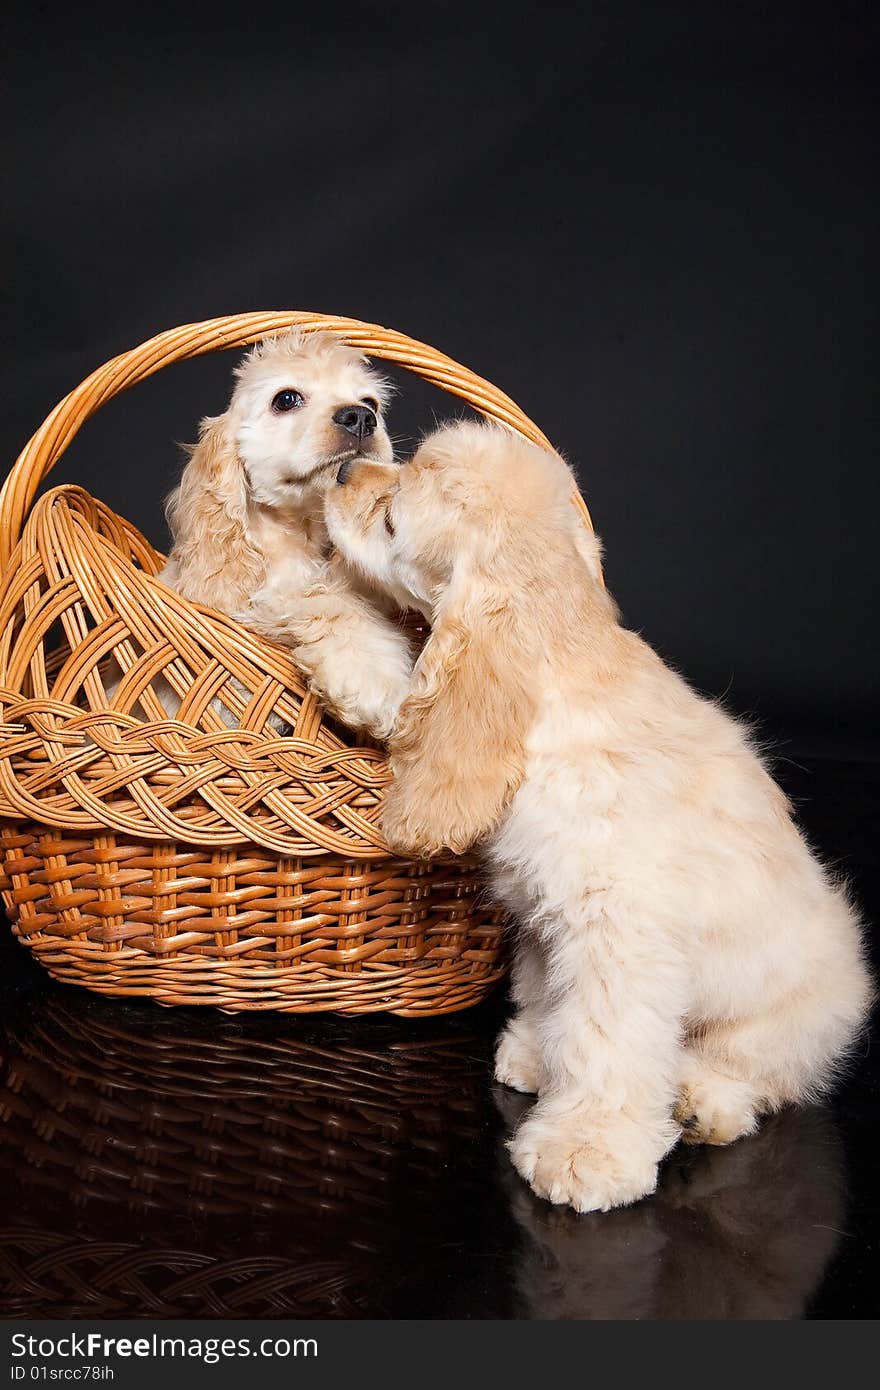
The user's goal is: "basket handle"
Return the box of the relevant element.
[0,310,595,568]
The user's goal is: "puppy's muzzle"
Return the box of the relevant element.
[333,403,377,442]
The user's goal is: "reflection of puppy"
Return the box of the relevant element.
[497,1097,845,1320]
[158,330,412,737]
[325,421,871,1214]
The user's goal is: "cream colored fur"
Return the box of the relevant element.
[324,420,873,1214]
[156,329,412,737]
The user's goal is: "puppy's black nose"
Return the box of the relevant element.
[336,458,355,485]
[333,403,377,440]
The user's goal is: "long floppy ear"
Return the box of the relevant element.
[381,570,536,858]
[162,414,264,611]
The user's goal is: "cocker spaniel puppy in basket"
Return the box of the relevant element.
[323,420,872,1214]
[158,329,412,737]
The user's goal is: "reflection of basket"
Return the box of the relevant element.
[0,991,497,1317]
[0,312,598,1015]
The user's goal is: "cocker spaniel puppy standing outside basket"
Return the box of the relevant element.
[325,423,871,1212]
[0,311,581,1016]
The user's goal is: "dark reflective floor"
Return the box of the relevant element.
[0,741,877,1319]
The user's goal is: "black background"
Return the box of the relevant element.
[3,1,877,738]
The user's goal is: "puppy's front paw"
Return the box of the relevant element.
[509,1112,659,1213]
[379,802,451,859]
[379,814,435,859]
[494,1021,542,1095]
[333,669,412,742]
[379,778,486,858]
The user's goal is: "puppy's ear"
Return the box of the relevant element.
[382,571,535,857]
[163,415,263,610]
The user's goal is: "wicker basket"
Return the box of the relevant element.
[0,311,594,1016]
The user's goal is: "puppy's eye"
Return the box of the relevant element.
[271,389,304,412]
[363,396,379,414]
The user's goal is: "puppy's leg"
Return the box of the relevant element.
[284,589,413,739]
[509,898,684,1213]
[675,1050,761,1147]
[239,579,413,740]
[495,935,549,1095]
[677,890,871,1146]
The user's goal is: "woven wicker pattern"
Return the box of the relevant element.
[0,312,593,1014]
[0,994,491,1316]
[0,487,392,855]
[0,996,487,1216]
[0,1231,391,1319]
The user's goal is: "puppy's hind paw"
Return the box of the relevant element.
[494,1021,542,1095]
[675,1058,760,1147]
